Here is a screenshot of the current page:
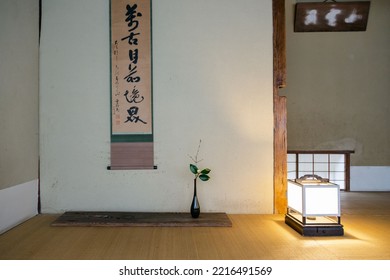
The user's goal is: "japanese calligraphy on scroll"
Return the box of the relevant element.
[111,0,152,134]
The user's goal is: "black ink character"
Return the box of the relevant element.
[129,49,139,64]
[124,4,142,31]
[115,99,120,112]
[124,64,140,83]
[124,86,144,103]
[121,32,140,45]
[125,106,147,124]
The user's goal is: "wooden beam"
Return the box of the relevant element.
[273,0,287,214]
[273,0,286,89]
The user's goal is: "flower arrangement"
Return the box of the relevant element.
[188,140,211,218]
[189,139,211,182]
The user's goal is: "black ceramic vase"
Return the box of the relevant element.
[190,178,200,218]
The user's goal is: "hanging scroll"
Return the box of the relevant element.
[109,0,154,170]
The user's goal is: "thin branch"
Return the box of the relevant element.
[188,139,204,164]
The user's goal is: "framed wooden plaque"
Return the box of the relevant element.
[294,1,370,32]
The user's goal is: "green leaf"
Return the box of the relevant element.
[199,174,210,181]
[190,164,198,175]
[200,168,211,175]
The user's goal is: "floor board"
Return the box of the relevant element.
[0,192,389,260]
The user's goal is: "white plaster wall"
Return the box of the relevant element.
[40,0,273,214]
[0,0,39,232]
[285,0,390,167]
[0,0,39,190]
[351,167,390,191]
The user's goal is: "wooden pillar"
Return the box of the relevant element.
[273,0,287,214]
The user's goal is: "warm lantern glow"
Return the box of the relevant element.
[305,186,340,215]
[287,181,302,213]
[285,177,343,236]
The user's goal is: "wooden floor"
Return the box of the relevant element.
[0,192,389,260]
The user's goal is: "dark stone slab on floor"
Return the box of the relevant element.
[51,211,232,227]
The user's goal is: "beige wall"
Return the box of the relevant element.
[285,0,390,166]
[39,0,274,214]
[0,0,39,190]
